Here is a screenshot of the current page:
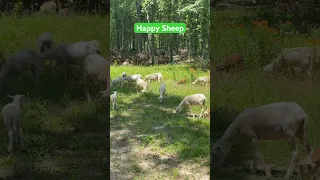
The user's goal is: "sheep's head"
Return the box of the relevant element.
[211,143,231,168]
[175,106,182,114]
[7,94,25,109]
[158,96,164,103]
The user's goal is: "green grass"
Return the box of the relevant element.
[0,15,109,179]
[211,9,320,180]
[110,65,210,179]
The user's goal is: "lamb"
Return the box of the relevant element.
[110,91,117,110]
[83,53,110,102]
[40,40,100,80]
[263,46,320,76]
[216,53,244,72]
[39,0,57,13]
[158,83,166,103]
[298,148,320,179]
[136,78,148,93]
[192,76,210,86]
[175,94,206,118]
[2,94,25,152]
[211,102,313,180]
[0,49,43,87]
[144,74,158,83]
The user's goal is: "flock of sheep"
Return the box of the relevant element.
[213,46,320,179]
[110,71,210,118]
[0,32,109,153]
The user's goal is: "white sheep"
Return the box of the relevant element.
[110,91,117,110]
[0,49,43,87]
[39,0,57,13]
[2,94,25,152]
[192,76,210,86]
[175,94,206,118]
[264,46,320,76]
[211,102,313,180]
[136,78,148,93]
[155,72,163,81]
[40,40,100,80]
[144,74,158,83]
[123,74,141,82]
[122,61,130,66]
[158,83,166,103]
[83,53,110,102]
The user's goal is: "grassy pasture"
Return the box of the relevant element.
[110,65,210,179]
[0,15,109,179]
[211,10,320,179]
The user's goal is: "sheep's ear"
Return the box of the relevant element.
[7,95,13,99]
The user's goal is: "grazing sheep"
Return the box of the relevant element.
[110,77,123,88]
[136,78,148,93]
[40,40,100,80]
[83,53,110,102]
[298,148,320,179]
[110,91,117,110]
[122,72,127,78]
[216,53,244,72]
[2,94,25,152]
[122,61,129,66]
[144,74,158,83]
[158,83,166,103]
[263,46,320,76]
[192,76,210,86]
[211,102,313,180]
[175,94,206,118]
[0,49,42,87]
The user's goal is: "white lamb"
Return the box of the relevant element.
[136,78,148,93]
[158,83,166,103]
[110,91,117,110]
[123,74,141,82]
[211,102,313,180]
[192,76,210,86]
[2,94,25,152]
[175,94,206,118]
[144,74,158,83]
[0,49,43,87]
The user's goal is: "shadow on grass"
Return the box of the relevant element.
[110,85,210,178]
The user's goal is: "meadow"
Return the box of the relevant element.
[0,15,109,179]
[211,9,320,179]
[110,65,210,179]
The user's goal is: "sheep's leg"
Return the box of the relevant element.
[252,138,272,178]
[7,128,13,152]
[18,125,24,150]
[188,104,192,115]
[199,105,204,118]
[284,135,298,180]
